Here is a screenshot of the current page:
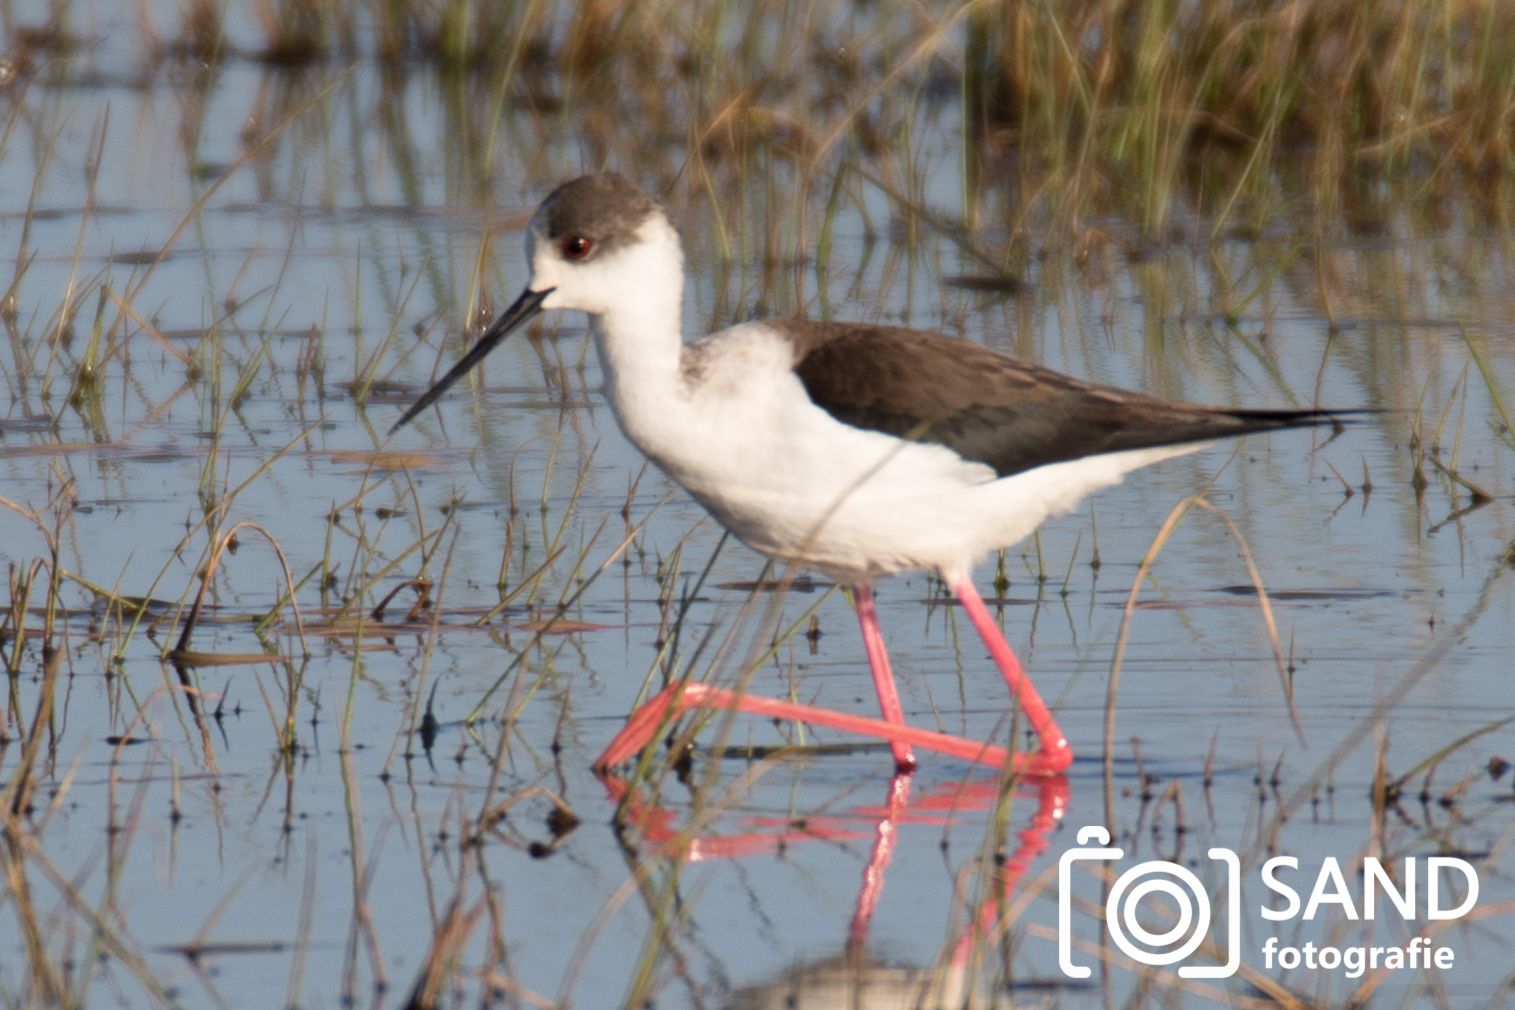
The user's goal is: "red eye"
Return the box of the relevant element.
[561,235,592,261]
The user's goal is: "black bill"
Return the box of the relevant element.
[389,286,554,434]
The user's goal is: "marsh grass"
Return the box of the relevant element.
[7,0,1515,248]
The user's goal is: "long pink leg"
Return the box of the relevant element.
[593,579,1071,774]
[948,575,1072,774]
[854,584,916,772]
[593,684,1010,770]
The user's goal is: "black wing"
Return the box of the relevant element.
[782,320,1362,478]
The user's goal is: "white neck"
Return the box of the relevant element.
[584,221,686,396]
[581,221,689,449]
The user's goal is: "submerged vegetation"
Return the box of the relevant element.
[0,1,1513,1008]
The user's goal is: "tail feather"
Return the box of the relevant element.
[1169,406,1384,450]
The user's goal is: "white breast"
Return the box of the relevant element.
[595,321,1202,583]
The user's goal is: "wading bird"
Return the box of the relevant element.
[393,173,1363,776]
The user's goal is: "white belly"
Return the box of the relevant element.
[600,322,1202,584]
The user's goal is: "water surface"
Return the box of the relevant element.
[1,9,1512,1009]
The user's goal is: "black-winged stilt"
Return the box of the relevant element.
[393,173,1364,776]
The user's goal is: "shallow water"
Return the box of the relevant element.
[2,10,1513,1010]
